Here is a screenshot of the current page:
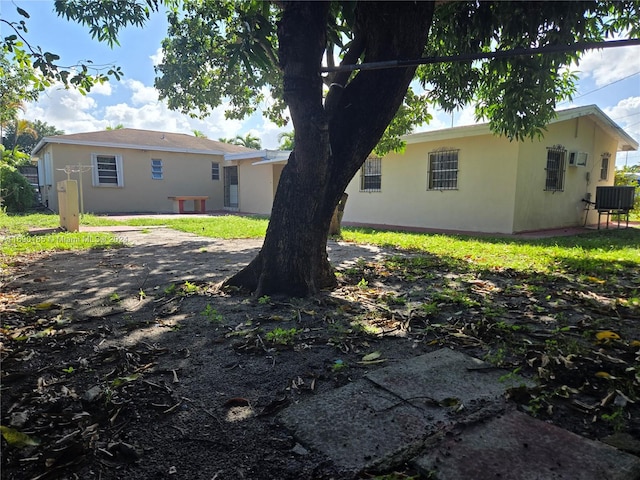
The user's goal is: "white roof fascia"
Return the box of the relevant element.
[31,137,229,157]
[251,158,288,166]
[226,149,291,162]
[31,138,47,157]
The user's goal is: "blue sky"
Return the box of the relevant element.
[3,1,640,167]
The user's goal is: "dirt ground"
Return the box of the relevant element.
[1,227,639,479]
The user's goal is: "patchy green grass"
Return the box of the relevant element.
[0,212,268,239]
[1,231,124,258]
[121,215,268,238]
[0,213,125,234]
[2,213,638,279]
[0,213,125,261]
[341,227,640,278]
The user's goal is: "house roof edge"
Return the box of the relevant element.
[403,104,638,152]
[31,137,229,157]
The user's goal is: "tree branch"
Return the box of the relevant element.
[327,2,435,184]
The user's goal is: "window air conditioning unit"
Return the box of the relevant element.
[568,151,588,167]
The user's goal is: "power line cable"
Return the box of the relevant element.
[612,111,640,121]
[560,70,640,103]
[321,39,640,73]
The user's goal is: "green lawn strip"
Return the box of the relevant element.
[341,227,640,278]
[0,213,127,234]
[117,215,269,238]
[2,214,638,278]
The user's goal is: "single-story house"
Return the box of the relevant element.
[32,104,637,234]
[30,129,261,214]
[228,104,638,234]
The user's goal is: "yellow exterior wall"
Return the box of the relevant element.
[41,144,225,213]
[234,160,278,215]
[513,116,618,232]
[343,134,520,233]
[272,164,285,198]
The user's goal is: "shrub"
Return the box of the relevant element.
[1,164,34,212]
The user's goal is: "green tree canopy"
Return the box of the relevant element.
[155,1,639,148]
[278,131,294,150]
[2,119,64,154]
[218,134,262,149]
[0,0,158,96]
[232,133,261,149]
[0,49,37,137]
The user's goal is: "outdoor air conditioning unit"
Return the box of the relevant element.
[568,151,588,167]
[595,186,635,211]
[594,186,636,229]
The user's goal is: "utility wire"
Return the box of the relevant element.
[321,39,640,73]
[560,70,640,103]
[612,111,640,121]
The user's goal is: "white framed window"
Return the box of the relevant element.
[212,162,220,180]
[360,157,381,192]
[428,149,459,190]
[544,145,566,192]
[151,159,163,180]
[91,154,124,187]
[600,153,610,180]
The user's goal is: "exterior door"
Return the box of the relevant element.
[224,166,239,208]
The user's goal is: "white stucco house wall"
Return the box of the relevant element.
[228,104,638,234]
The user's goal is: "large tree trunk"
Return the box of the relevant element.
[224,1,434,297]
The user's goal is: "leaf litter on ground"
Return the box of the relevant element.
[1,227,639,478]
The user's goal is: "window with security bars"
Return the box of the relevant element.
[151,159,163,179]
[360,157,381,192]
[544,146,566,192]
[428,149,458,190]
[91,154,123,187]
[212,162,220,180]
[600,153,610,180]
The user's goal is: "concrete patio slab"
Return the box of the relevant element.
[279,380,448,474]
[279,349,531,473]
[279,349,640,478]
[365,347,533,408]
[413,410,640,480]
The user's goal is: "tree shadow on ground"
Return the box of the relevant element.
[1,229,638,480]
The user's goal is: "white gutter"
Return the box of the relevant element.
[225,149,291,162]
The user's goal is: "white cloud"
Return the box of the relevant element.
[23,86,108,133]
[605,97,640,157]
[415,104,478,134]
[603,96,640,120]
[125,79,160,106]
[454,105,479,126]
[150,47,164,66]
[573,45,640,87]
[197,104,247,141]
[89,81,113,96]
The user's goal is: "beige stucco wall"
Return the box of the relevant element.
[39,144,225,213]
[343,133,520,234]
[512,116,618,232]
[234,160,281,215]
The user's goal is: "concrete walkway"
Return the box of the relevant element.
[279,349,640,479]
